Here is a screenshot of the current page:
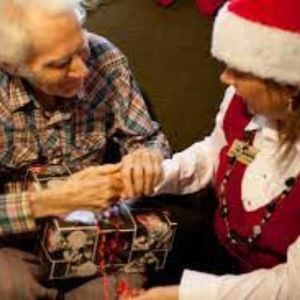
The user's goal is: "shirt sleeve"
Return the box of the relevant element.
[154,86,234,194]
[0,192,36,236]
[108,60,171,158]
[179,236,300,300]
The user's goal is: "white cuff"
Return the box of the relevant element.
[153,159,180,194]
[179,269,220,300]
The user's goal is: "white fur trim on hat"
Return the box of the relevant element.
[211,4,300,87]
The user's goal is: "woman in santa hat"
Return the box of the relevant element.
[122,0,300,299]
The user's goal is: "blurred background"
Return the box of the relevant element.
[85,0,225,151]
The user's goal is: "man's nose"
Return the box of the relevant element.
[68,56,90,80]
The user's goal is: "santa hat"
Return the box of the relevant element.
[211,0,300,87]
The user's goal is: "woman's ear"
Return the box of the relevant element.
[280,84,300,101]
[292,90,300,105]
[288,87,300,110]
[287,85,299,98]
[293,89,300,99]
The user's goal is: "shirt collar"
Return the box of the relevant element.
[1,70,87,116]
[0,71,36,112]
[245,114,280,141]
[8,78,36,112]
[0,70,9,88]
[245,114,300,153]
[245,114,266,132]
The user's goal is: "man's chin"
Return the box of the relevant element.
[33,87,77,98]
[60,91,78,98]
[56,87,83,99]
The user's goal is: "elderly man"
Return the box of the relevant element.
[0,0,170,298]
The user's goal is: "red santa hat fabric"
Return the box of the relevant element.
[211,0,300,87]
[156,0,175,7]
[195,0,225,16]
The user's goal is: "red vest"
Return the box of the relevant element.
[214,94,300,272]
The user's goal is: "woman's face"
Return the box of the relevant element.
[220,67,296,120]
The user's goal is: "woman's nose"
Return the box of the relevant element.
[220,68,236,85]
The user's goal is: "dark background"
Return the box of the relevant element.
[85,0,226,151]
[84,1,230,285]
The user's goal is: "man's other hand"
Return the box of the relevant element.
[31,164,123,218]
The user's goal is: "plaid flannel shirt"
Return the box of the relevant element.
[0,33,170,236]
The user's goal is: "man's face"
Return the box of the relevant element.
[24,10,90,98]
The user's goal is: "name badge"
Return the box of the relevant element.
[228,139,259,165]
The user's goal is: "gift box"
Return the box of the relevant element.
[26,164,72,191]
[38,204,177,280]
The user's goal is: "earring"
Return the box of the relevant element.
[288,98,294,113]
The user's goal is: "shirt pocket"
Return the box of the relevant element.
[10,142,39,168]
[0,126,39,169]
[67,132,106,169]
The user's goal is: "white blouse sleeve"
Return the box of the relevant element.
[179,236,300,300]
[154,86,235,195]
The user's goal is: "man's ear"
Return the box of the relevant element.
[0,61,31,79]
[0,61,19,75]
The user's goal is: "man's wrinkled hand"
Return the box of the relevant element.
[71,163,122,181]
[31,164,123,218]
[121,148,163,198]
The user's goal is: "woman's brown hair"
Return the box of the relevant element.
[278,91,300,156]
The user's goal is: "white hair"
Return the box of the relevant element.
[0,0,83,66]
